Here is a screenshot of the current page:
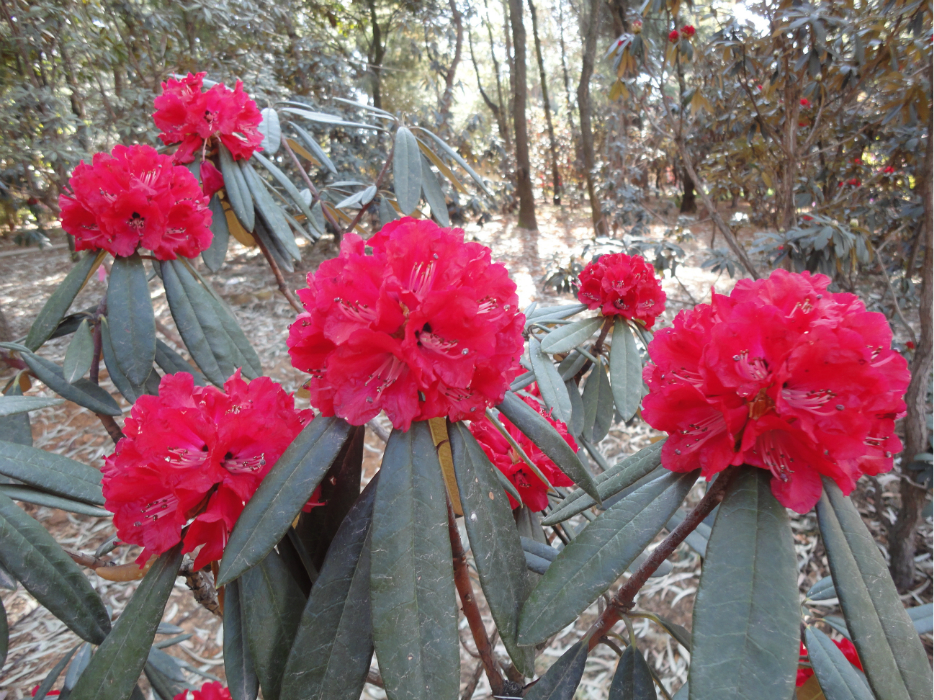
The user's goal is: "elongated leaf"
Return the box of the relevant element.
[63,319,93,383]
[0,597,6,669]
[497,392,600,503]
[807,576,836,602]
[370,423,459,700]
[69,546,181,700]
[805,627,873,700]
[450,423,535,676]
[419,155,449,226]
[609,645,657,699]
[242,162,301,262]
[415,127,493,198]
[540,317,604,355]
[908,604,933,635]
[240,550,306,700]
[25,252,103,351]
[19,351,121,416]
[817,480,932,700]
[107,253,156,386]
[415,138,468,194]
[0,381,34,447]
[252,152,317,224]
[529,337,572,425]
[610,319,642,421]
[100,317,144,403]
[0,486,109,516]
[0,395,63,417]
[564,378,585,437]
[280,107,383,132]
[219,145,255,231]
[689,467,799,700]
[33,644,79,700]
[224,579,258,700]
[145,647,188,700]
[218,418,353,585]
[63,642,92,692]
[582,360,613,443]
[281,479,377,700]
[519,470,697,644]
[0,438,104,505]
[528,303,589,322]
[289,123,337,175]
[202,195,230,272]
[393,126,422,215]
[525,641,588,700]
[259,108,281,154]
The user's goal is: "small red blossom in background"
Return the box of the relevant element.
[681,25,696,36]
[576,252,666,328]
[288,218,525,431]
[847,178,862,187]
[906,340,916,350]
[632,20,643,33]
[882,165,897,174]
[154,72,264,164]
[802,215,813,221]
[668,29,680,42]
[852,157,863,165]
[641,269,910,513]
[796,638,863,686]
[31,687,60,697]
[174,682,233,700]
[470,394,576,511]
[59,144,212,260]
[800,98,811,108]
[103,372,314,569]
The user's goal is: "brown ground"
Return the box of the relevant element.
[0,203,929,699]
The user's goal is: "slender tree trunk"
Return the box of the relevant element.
[483,0,511,152]
[556,0,576,138]
[438,0,463,130]
[367,0,386,110]
[528,0,561,204]
[468,29,510,146]
[507,0,538,230]
[680,167,697,213]
[577,0,603,232]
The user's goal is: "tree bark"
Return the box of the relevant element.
[507,0,538,230]
[556,0,577,141]
[528,0,561,204]
[577,0,603,232]
[438,0,463,130]
[468,29,510,147]
[366,0,386,110]
[483,0,511,152]
[680,167,697,213]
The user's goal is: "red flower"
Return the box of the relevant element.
[800,98,811,108]
[632,20,643,34]
[576,252,666,328]
[469,395,576,511]
[31,687,61,697]
[883,165,897,174]
[802,215,813,221]
[174,682,233,700]
[59,145,212,260]
[852,158,862,165]
[154,72,264,164]
[847,178,861,187]
[641,269,909,513]
[681,25,696,36]
[102,372,314,569]
[796,638,863,686]
[906,341,916,350]
[288,218,525,431]
[200,161,225,199]
[668,29,680,42]
[756,84,763,90]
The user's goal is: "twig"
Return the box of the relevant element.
[183,568,222,617]
[280,136,344,237]
[253,232,304,314]
[366,670,384,688]
[591,316,614,356]
[875,247,918,345]
[344,141,396,235]
[367,419,390,443]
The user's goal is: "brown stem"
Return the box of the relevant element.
[592,316,614,356]
[447,499,506,695]
[344,140,395,235]
[584,468,736,652]
[253,233,304,314]
[280,136,344,237]
[184,568,222,617]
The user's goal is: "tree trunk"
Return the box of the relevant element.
[367,0,386,110]
[680,167,697,213]
[577,0,603,233]
[483,0,512,151]
[468,29,510,147]
[438,0,463,130]
[556,0,577,147]
[528,0,561,205]
[507,0,538,230]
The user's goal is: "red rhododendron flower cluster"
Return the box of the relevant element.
[796,638,863,686]
[641,269,910,513]
[470,394,576,511]
[59,144,212,260]
[681,25,696,36]
[800,98,811,108]
[576,252,666,328]
[103,372,314,569]
[632,20,643,33]
[174,682,233,700]
[668,29,680,42]
[847,178,862,187]
[288,218,525,431]
[154,72,263,164]
[882,165,897,174]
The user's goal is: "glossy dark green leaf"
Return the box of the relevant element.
[25,252,101,352]
[100,317,145,404]
[259,108,281,154]
[218,417,354,585]
[450,423,535,676]
[378,197,399,227]
[370,423,459,700]
[279,107,383,132]
[807,576,836,602]
[145,647,188,700]
[609,645,657,699]
[817,480,932,700]
[689,467,799,700]
[68,546,181,700]
[154,339,205,385]
[242,161,301,262]
[542,440,664,525]
[610,319,642,422]
[0,394,63,417]
[393,126,422,215]
[0,486,109,516]
[290,123,337,175]
[525,641,588,700]
[33,644,79,700]
[519,470,697,645]
[19,351,121,416]
[564,378,585,438]
[0,561,14,590]
[240,550,306,700]
[63,319,93,384]
[497,391,600,503]
[107,253,156,386]
[656,615,691,651]
[0,437,103,505]
[224,579,258,700]
[526,551,550,575]
[0,597,6,670]
[805,627,873,700]
[540,316,604,355]
[281,478,377,700]
[0,491,110,643]
[219,144,255,231]
[529,336,572,425]
[420,155,449,225]
[202,194,230,272]
[582,360,613,443]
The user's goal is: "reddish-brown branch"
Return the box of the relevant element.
[344,140,395,235]
[253,233,304,314]
[592,316,613,356]
[280,136,344,237]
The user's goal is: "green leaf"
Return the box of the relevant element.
[280,478,377,700]
[33,643,79,700]
[145,647,188,700]
[689,467,799,700]
[107,253,156,386]
[497,391,600,503]
[582,360,613,443]
[524,641,588,700]
[217,417,354,585]
[202,195,230,272]
[805,627,873,700]
[610,319,642,422]
[252,152,317,225]
[242,162,301,262]
[240,550,306,700]
[540,317,604,355]
[420,155,449,226]
[370,423,459,700]
[63,319,94,384]
[154,339,205,385]
[392,126,422,216]
[100,317,146,403]
[25,252,102,352]
[450,423,535,676]
[378,197,399,227]
[0,395,64,417]
[259,108,281,154]
[223,579,258,700]
[609,645,657,700]
[908,604,933,635]
[519,469,697,645]
[564,378,585,438]
[68,546,182,700]
[0,485,109,516]
[0,438,102,506]
[289,123,338,175]
[528,336,572,425]
[62,642,92,692]
[279,107,384,132]
[414,127,493,198]
[219,144,255,232]
[816,480,932,700]
[19,351,121,416]
[0,597,7,670]
[806,576,836,602]
[0,381,34,447]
